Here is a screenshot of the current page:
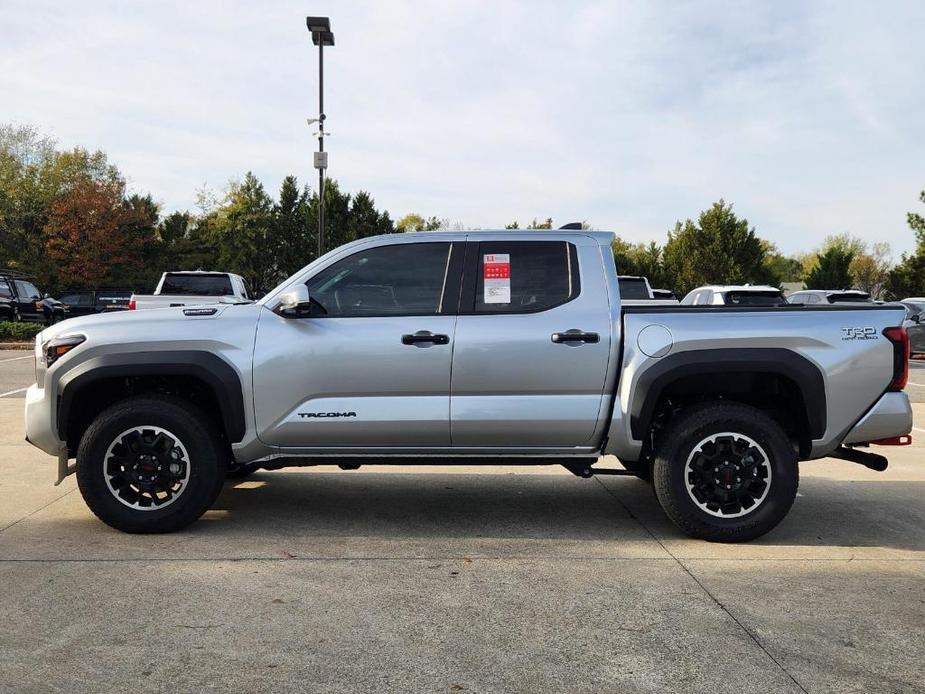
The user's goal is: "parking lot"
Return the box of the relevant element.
[1,350,924,692]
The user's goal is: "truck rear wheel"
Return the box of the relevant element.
[76,396,225,533]
[652,402,798,542]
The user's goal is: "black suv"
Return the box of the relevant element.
[0,271,67,325]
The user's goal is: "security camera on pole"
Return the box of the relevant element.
[306,16,334,257]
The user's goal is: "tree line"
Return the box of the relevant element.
[610,198,924,299]
[2,123,923,299]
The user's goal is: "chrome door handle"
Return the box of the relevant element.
[402,331,450,345]
[551,330,600,344]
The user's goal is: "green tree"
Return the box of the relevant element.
[662,200,777,295]
[119,193,161,289]
[526,217,553,230]
[804,247,854,289]
[396,213,425,232]
[0,125,123,286]
[612,238,669,289]
[275,175,313,278]
[761,242,803,284]
[350,190,394,240]
[211,172,276,293]
[310,179,352,254]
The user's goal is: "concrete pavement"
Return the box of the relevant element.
[1,400,924,692]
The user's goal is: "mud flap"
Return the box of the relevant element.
[54,447,75,486]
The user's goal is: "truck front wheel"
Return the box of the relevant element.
[76,396,225,533]
[652,402,798,542]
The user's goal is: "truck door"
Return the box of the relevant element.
[450,238,613,447]
[252,240,463,448]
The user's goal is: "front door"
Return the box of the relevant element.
[252,240,462,449]
[450,238,613,447]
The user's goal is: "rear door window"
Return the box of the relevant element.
[469,241,580,314]
[0,279,12,299]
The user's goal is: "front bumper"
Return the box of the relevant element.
[24,383,65,457]
[843,391,913,445]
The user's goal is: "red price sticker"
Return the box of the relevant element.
[483,253,511,303]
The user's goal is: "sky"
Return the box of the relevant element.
[2,0,923,257]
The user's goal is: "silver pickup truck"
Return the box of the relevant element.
[24,231,913,541]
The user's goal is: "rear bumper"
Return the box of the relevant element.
[842,392,913,446]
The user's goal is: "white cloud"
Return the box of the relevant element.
[2,0,923,256]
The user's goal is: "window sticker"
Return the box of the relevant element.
[483,253,511,303]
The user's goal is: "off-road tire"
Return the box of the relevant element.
[76,395,225,533]
[652,401,798,542]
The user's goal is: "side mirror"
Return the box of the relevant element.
[277,285,312,317]
[913,313,922,324]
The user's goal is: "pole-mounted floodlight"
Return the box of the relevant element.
[306,16,334,257]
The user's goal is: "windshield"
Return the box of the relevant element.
[725,291,785,306]
[618,278,650,300]
[160,274,233,296]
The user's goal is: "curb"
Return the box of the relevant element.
[0,342,33,351]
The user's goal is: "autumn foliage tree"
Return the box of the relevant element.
[43,180,147,288]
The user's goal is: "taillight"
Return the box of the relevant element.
[128,299,136,310]
[883,326,909,391]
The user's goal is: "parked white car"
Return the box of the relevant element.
[680,285,785,306]
[129,271,251,310]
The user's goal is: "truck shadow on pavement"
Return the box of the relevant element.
[205,470,925,553]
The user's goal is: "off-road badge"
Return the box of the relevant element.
[841,326,878,341]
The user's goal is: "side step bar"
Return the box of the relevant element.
[830,446,889,472]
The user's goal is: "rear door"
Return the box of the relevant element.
[449,237,612,447]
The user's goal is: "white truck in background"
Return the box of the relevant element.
[618,275,679,305]
[129,271,251,310]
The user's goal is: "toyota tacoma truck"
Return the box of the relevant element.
[24,231,913,541]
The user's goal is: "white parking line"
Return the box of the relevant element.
[907,382,925,388]
[914,427,925,435]
[0,387,28,398]
[0,355,31,363]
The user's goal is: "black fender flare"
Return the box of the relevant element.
[629,348,826,441]
[56,350,246,442]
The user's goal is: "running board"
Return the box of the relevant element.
[830,446,888,472]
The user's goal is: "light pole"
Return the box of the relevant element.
[306,16,334,257]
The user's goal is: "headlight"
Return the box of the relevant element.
[35,334,86,385]
[44,334,86,367]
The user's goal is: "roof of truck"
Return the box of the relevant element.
[376,230,617,246]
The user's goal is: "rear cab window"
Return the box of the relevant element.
[161,273,233,296]
[468,241,580,314]
[618,278,650,300]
